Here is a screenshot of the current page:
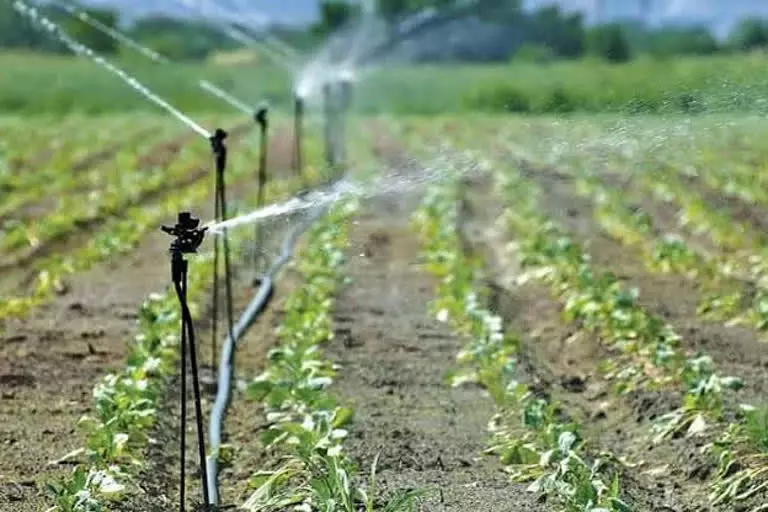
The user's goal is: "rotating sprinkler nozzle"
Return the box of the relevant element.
[162,211,208,257]
[209,128,228,171]
[254,104,269,129]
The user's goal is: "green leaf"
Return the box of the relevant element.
[558,431,577,453]
[332,407,354,428]
[247,378,274,401]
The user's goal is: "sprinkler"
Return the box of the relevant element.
[161,211,210,511]
[337,76,354,172]
[322,82,337,171]
[209,129,236,373]
[252,105,270,285]
[293,95,305,186]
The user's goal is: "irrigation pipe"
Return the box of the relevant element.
[206,203,330,505]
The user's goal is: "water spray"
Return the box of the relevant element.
[199,80,253,117]
[206,152,484,234]
[50,0,258,118]
[178,0,303,64]
[161,211,211,510]
[13,0,210,139]
[55,0,170,64]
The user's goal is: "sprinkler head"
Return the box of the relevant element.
[209,128,228,154]
[254,104,268,128]
[162,212,207,255]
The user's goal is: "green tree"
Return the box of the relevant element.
[649,27,718,56]
[528,6,584,58]
[0,1,64,51]
[586,23,631,63]
[129,16,237,60]
[314,0,359,35]
[729,18,768,51]
[63,7,119,54]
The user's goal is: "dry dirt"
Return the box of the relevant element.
[323,193,544,511]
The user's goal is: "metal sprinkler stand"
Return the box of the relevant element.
[293,95,305,186]
[161,212,210,511]
[252,105,270,286]
[337,77,353,173]
[209,128,236,376]
[322,82,336,171]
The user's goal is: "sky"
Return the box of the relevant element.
[525,0,768,34]
[82,0,768,34]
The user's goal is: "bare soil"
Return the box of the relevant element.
[325,193,544,511]
[0,224,174,510]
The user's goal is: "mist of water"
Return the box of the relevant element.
[293,1,479,103]
[206,149,484,234]
[12,0,211,139]
[294,0,385,101]
[53,0,258,119]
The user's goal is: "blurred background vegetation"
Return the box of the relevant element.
[3,0,768,115]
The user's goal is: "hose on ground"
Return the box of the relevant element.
[205,203,329,505]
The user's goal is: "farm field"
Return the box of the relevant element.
[3,108,768,512]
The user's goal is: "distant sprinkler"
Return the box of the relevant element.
[293,94,305,185]
[252,104,270,283]
[322,82,336,170]
[338,75,354,114]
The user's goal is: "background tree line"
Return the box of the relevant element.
[3,0,768,63]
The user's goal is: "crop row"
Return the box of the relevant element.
[0,115,130,176]
[492,152,768,510]
[44,116,361,511]
[240,199,415,511]
[383,114,768,510]
[0,124,256,328]
[515,134,768,337]
[0,125,206,261]
[411,166,633,511]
